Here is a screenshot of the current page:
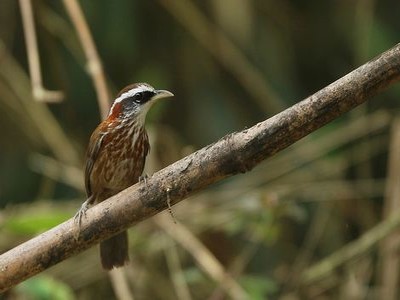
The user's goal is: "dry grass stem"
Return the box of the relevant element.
[29,153,84,191]
[156,215,249,300]
[109,268,134,300]
[62,0,110,119]
[301,212,400,285]
[379,118,400,300]
[159,0,285,114]
[163,236,193,300]
[0,41,80,165]
[19,0,64,102]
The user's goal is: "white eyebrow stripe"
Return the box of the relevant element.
[113,85,154,104]
[109,84,154,116]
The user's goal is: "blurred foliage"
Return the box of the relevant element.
[3,205,70,235]
[14,275,74,300]
[1,0,400,299]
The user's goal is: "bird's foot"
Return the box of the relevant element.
[139,174,150,185]
[73,197,92,239]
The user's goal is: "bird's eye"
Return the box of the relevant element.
[133,92,144,103]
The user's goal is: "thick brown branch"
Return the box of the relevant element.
[1,43,400,291]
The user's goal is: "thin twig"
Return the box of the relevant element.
[19,0,64,102]
[62,0,110,119]
[0,43,399,291]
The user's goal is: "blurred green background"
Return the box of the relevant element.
[1,0,400,299]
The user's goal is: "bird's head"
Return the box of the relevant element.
[108,83,173,123]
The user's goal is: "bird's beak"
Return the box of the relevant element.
[153,89,174,100]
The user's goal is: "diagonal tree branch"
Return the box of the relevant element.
[1,43,400,292]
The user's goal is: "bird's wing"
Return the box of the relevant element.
[85,131,106,198]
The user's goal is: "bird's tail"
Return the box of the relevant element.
[100,230,129,270]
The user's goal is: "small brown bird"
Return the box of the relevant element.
[75,83,173,270]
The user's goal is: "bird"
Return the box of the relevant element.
[75,82,174,270]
